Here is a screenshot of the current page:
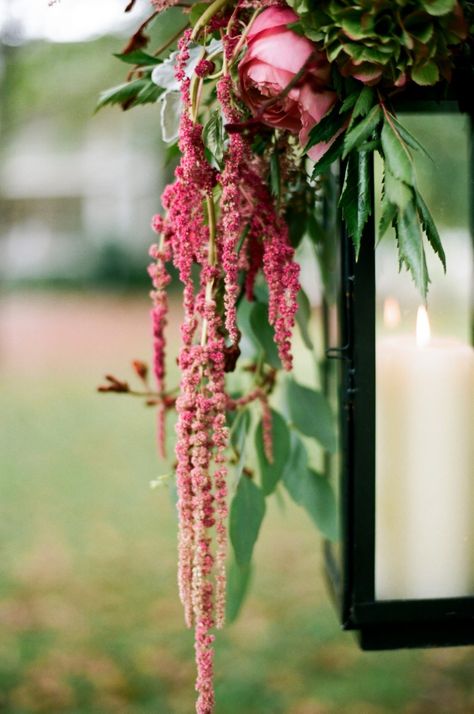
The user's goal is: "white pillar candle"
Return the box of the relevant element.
[375,307,474,600]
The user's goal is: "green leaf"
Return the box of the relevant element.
[230,476,266,567]
[226,560,252,624]
[304,469,338,541]
[282,435,338,541]
[391,118,432,161]
[384,169,412,211]
[340,91,358,113]
[339,150,371,258]
[255,410,291,496]
[343,104,382,158]
[137,81,162,105]
[286,379,337,453]
[249,302,282,370]
[306,104,347,150]
[381,115,414,184]
[311,133,345,178]
[411,61,439,86]
[378,200,397,240]
[189,2,209,25]
[424,0,456,16]
[415,190,446,270]
[282,434,309,505]
[296,288,314,350]
[113,50,161,66]
[286,204,308,249]
[270,150,281,199]
[203,110,225,170]
[230,409,251,483]
[348,86,375,128]
[96,79,149,111]
[396,204,430,296]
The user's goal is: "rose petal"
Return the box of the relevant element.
[242,30,315,75]
[298,84,337,124]
[247,7,299,40]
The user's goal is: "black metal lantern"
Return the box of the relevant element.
[323,92,474,650]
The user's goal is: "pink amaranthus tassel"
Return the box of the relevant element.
[148,17,300,714]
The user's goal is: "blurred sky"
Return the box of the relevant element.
[0,0,149,43]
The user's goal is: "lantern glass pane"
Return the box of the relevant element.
[374,112,474,601]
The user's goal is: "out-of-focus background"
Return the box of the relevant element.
[0,1,473,713]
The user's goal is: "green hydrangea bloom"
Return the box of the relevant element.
[287,0,468,86]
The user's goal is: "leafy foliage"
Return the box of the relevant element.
[255,410,291,496]
[286,378,337,453]
[96,76,162,112]
[282,434,338,541]
[230,476,266,567]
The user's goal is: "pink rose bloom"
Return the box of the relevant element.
[239,6,337,162]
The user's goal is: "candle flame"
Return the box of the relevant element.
[383,297,401,329]
[416,305,431,347]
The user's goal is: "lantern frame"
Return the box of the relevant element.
[323,92,474,650]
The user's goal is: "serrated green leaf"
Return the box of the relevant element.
[391,118,432,161]
[226,560,252,624]
[249,302,282,370]
[255,410,291,496]
[381,115,414,184]
[396,203,430,295]
[384,169,412,211]
[286,379,337,453]
[378,201,397,240]
[296,288,314,350]
[96,79,149,112]
[230,476,266,567]
[348,86,375,128]
[343,104,382,158]
[340,92,358,113]
[137,81,162,105]
[306,105,347,151]
[311,133,345,178]
[339,150,371,258]
[415,190,446,270]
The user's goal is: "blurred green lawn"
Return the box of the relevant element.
[0,293,473,714]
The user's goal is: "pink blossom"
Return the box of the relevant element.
[239,6,337,161]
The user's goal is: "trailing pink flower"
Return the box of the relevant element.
[260,394,274,464]
[217,75,252,345]
[149,218,172,458]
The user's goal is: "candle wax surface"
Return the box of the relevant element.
[375,334,474,601]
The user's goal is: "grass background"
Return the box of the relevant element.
[0,292,473,714]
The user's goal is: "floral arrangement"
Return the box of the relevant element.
[97,1,472,711]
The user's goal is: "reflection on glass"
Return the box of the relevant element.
[375,113,474,601]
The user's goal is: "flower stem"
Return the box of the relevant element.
[227,8,260,69]
[201,194,217,347]
[191,0,229,41]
